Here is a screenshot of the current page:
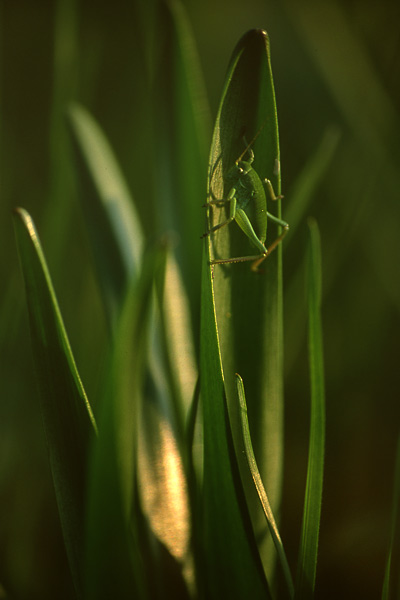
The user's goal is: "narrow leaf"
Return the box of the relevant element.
[236,373,294,599]
[13,207,97,599]
[68,102,144,330]
[295,218,326,599]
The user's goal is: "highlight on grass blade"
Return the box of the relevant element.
[236,373,294,598]
[295,218,326,600]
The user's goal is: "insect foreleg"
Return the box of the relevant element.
[201,188,237,238]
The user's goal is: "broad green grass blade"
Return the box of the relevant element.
[85,246,166,599]
[204,28,285,577]
[13,208,97,599]
[295,219,326,599]
[382,435,400,599]
[200,251,271,599]
[68,103,144,331]
[236,373,294,599]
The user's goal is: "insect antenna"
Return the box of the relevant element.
[237,118,268,162]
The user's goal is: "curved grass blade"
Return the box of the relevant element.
[295,219,326,599]
[200,251,271,599]
[382,435,400,599]
[68,103,144,331]
[204,28,285,577]
[236,373,294,599]
[12,208,97,599]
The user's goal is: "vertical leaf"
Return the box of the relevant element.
[295,218,326,599]
[204,28,285,577]
[236,373,294,599]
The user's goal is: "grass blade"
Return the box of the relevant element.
[204,28,285,577]
[13,207,97,598]
[295,218,326,599]
[200,251,271,599]
[68,103,144,331]
[236,373,294,598]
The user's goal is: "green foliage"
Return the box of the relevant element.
[3,0,399,599]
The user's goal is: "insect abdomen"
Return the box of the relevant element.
[245,171,267,244]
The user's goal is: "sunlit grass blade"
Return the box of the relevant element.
[154,251,198,439]
[382,435,400,599]
[68,103,144,330]
[84,245,167,599]
[295,219,326,599]
[200,251,271,599]
[12,207,97,599]
[204,28,284,578]
[236,373,294,598]
[137,250,194,597]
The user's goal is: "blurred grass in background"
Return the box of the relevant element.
[1,0,399,598]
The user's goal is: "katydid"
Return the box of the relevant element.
[203,131,289,272]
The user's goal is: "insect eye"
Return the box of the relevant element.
[238,167,244,173]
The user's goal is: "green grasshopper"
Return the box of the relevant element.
[203,130,289,272]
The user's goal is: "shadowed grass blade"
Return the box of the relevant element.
[295,218,325,599]
[154,0,211,330]
[13,207,97,599]
[200,250,271,599]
